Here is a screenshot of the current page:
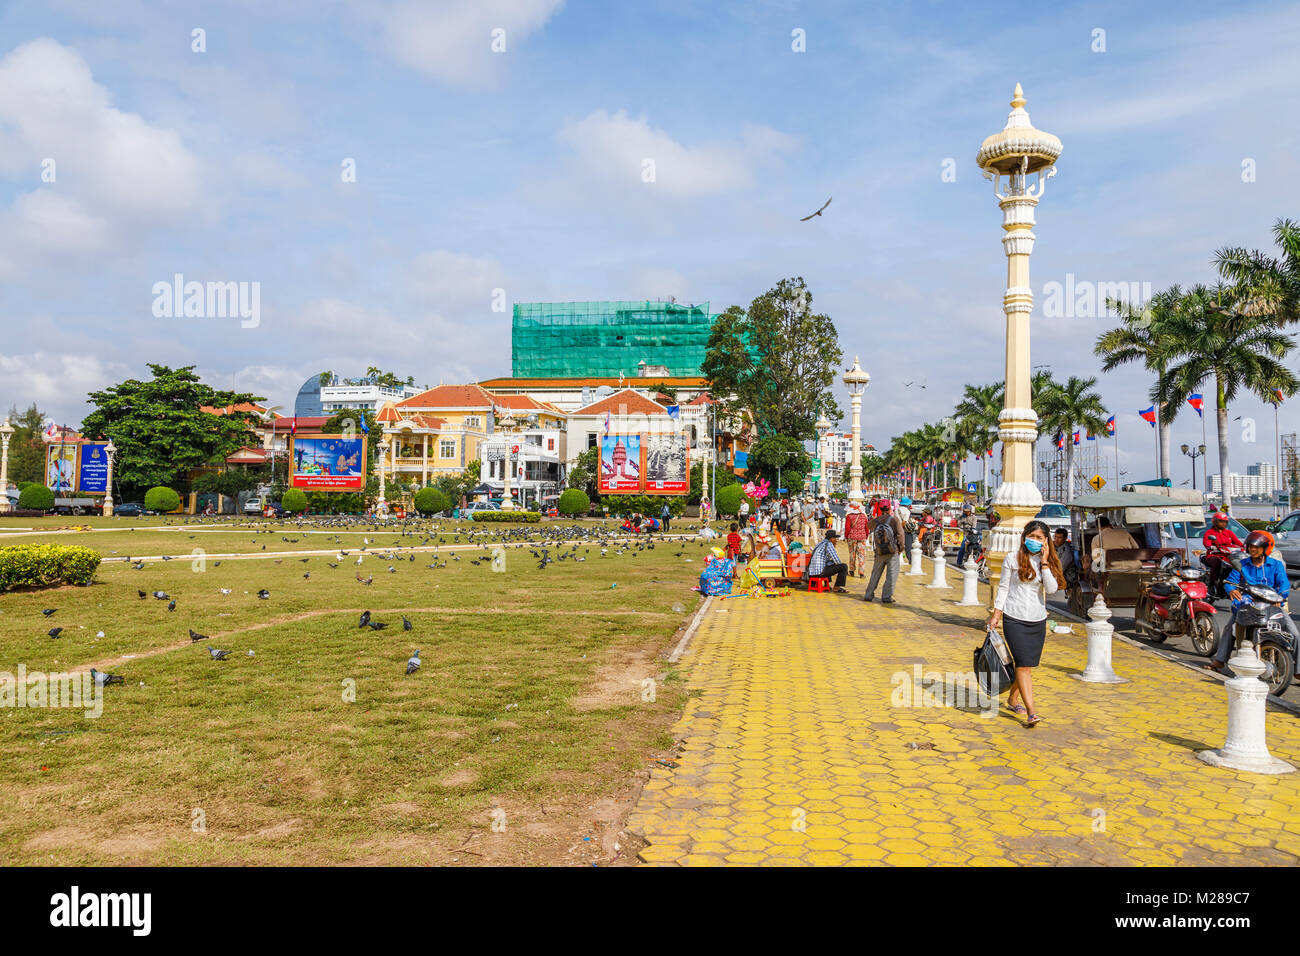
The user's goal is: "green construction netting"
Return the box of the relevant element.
[512,300,714,378]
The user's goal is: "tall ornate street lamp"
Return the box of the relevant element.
[1181,443,1207,491]
[499,412,518,511]
[376,436,390,512]
[977,83,1062,595]
[0,417,13,514]
[842,357,870,501]
[815,414,832,497]
[102,439,117,516]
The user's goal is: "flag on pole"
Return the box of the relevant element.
[1054,432,1064,449]
[603,411,611,434]
[291,416,297,436]
[359,415,369,434]
[1072,431,1081,446]
[1188,393,1204,417]
[1272,388,1285,407]
[1086,430,1096,441]
[1105,415,1116,435]
[666,404,680,421]
[1139,406,1157,428]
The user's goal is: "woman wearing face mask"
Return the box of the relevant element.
[987,520,1063,727]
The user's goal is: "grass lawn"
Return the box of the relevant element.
[0,516,713,865]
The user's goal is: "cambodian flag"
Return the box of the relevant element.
[1139,406,1157,428]
[1086,430,1096,441]
[291,416,297,436]
[1188,393,1204,417]
[987,448,994,458]
[1273,388,1286,406]
[1105,415,1116,436]
[1072,431,1080,446]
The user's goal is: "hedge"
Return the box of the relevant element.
[414,487,451,515]
[0,544,102,591]
[144,486,181,513]
[469,511,541,523]
[558,488,590,516]
[714,484,757,518]
[281,488,308,514]
[602,494,685,517]
[17,484,54,511]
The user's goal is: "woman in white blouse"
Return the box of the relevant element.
[987,520,1063,727]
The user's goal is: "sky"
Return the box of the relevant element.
[0,0,1297,488]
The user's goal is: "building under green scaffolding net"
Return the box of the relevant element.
[512,300,715,378]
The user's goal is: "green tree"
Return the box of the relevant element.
[567,446,600,498]
[746,434,810,492]
[954,383,1003,496]
[80,365,264,496]
[413,487,450,515]
[4,403,49,485]
[1153,283,1300,511]
[1035,375,1110,501]
[144,486,181,513]
[702,278,843,441]
[282,488,308,514]
[18,484,54,510]
[1215,218,1300,327]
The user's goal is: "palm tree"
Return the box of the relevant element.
[1096,287,1184,480]
[1035,376,1110,501]
[1154,283,1300,511]
[955,382,1003,497]
[1216,218,1300,326]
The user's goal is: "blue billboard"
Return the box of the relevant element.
[78,443,109,493]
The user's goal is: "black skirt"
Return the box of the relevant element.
[1002,614,1047,668]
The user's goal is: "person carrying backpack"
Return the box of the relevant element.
[864,500,906,604]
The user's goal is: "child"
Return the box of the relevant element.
[726,522,742,560]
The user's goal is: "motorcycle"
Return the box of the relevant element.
[1134,555,1218,656]
[1225,581,1297,697]
[1204,545,1243,601]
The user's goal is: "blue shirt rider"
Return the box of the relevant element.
[1212,530,1297,673]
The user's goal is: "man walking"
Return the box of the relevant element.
[660,501,671,533]
[801,495,818,549]
[805,529,848,592]
[844,498,870,577]
[864,500,905,603]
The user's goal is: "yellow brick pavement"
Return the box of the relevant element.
[628,559,1300,866]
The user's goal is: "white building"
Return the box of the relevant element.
[1209,462,1278,497]
[320,380,421,413]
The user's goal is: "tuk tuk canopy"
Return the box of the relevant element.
[1067,490,1203,523]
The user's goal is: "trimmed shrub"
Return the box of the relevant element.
[0,544,102,591]
[714,484,756,518]
[17,484,54,511]
[144,486,181,513]
[414,487,451,515]
[1240,518,1272,532]
[558,488,590,516]
[281,488,308,514]
[602,494,685,517]
[469,511,541,523]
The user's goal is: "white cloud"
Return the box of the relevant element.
[0,38,201,275]
[407,250,507,311]
[0,351,131,423]
[556,109,798,198]
[357,0,565,88]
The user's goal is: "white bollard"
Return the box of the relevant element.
[957,554,981,605]
[927,542,949,589]
[908,538,925,576]
[1072,594,1128,684]
[1199,641,1295,774]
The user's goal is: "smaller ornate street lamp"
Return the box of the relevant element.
[815,414,832,497]
[0,418,14,514]
[842,357,871,501]
[500,413,518,511]
[102,439,117,516]
[1181,443,1207,491]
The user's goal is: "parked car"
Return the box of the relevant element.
[1033,502,1071,535]
[462,501,500,518]
[243,496,266,515]
[113,501,147,517]
[1158,511,1251,568]
[1268,510,1300,569]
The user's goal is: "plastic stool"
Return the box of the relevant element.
[807,577,830,593]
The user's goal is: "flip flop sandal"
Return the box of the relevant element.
[1008,703,1027,715]
[1025,713,1042,727]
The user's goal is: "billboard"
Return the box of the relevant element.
[288,435,367,491]
[46,444,78,494]
[599,435,641,493]
[644,432,689,495]
[78,443,109,493]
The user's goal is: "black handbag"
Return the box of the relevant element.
[973,627,1016,696]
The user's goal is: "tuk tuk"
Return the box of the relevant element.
[929,487,977,549]
[1064,489,1203,618]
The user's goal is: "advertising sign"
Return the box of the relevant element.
[599,435,641,493]
[78,443,109,493]
[288,435,368,491]
[644,432,689,495]
[46,443,78,494]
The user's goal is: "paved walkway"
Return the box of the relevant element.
[627,556,1300,865]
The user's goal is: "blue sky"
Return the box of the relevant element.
[0,0,1297,486]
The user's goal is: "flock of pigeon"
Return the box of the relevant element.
[50,516,704,687]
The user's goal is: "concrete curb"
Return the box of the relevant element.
[669,595,713,664]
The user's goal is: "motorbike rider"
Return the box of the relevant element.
[956,504,980,564]
[1208,530,1299,674]
[1201,511,1243,598]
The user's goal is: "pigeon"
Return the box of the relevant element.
[257,589,270,599]
[208,646,232,660]
[220,588,232,595]
[48,627,63,639]
[358,611,371,628]
[154,591,169,600]
[402,616,412,631]
[406,650,421,675]
[214,561,221,567]
[356,555,364,565]
[328,563,338,569]
[190,629,208,643]
[138,590,147,599]
[90,668,124,687]
[303,573,310,579]
[132,562,145,570]
[167,601,176,612]
[357,574,373,586]
[42,608,56,617]
[369,621,388,631]
[299,558,309,563]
